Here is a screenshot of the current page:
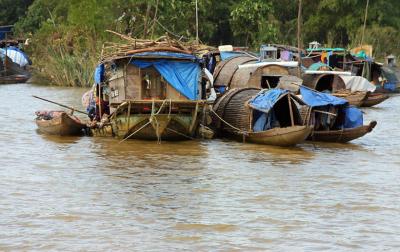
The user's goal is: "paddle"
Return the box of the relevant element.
[32,95,88,115]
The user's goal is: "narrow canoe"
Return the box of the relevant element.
[36,111,86,136]
[308,121,377,143]
[361,93,389,107]
[333,91,368,107]
[0,74,29,84]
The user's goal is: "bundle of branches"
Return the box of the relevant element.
[101,30,215,62]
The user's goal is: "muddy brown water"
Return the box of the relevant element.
[0,83,399,251]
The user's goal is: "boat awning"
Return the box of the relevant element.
[339,75,376,92]
[304,70,352,75]
[220,51,248,61]
[0,46,30,67]
[248,89,288,113]
[299,86,348,107]
[238,61,298,69]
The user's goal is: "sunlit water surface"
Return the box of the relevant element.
[0,84,399,251]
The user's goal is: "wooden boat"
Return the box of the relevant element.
[213,88,312,146]
[332,90,367,107]
[110,100,204,141]
[35,111,86,136]
[302,73,369,107]
[0,74,29,84]
[88,35,215,141]
[308,121,377,143]
[213,54,300,90]
[0,51,31,84]
[361,92,389,107]
[299,86,377,143]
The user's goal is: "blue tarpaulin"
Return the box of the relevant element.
[220,51,246,61]
[248,89,288,113]
[343,106,363,128]
[0,26,12,40]
[94,64,105,84]
[300,86,348,107]
[253,110,279,132]
[0,46,30,67]
[308,62,330,71]
[131,60,200,100]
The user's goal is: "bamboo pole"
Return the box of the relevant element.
[195,0,199,44]
[98,84,102,119]
[32,95,88,115]
[297,0,302,77]
[288,94,295,126]
[360,0,370,47]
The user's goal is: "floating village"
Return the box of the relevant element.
[1,24,399,147]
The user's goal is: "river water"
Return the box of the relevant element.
[0,83,399,251]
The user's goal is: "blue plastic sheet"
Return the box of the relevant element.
[300,86,348,107]
[131,60,200,100]
[94,64,105,84]
[308,62,330,71]
[248,89,288,113]
[343,106,363,129]
[0,26,12,40]
[220,51,246,61]
[253,110,279,132]
[0,46,30,67]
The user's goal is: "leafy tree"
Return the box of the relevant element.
[0,0,33,26]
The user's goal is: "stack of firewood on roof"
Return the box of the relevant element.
[101,30,214,62]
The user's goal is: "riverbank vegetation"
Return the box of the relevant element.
[1,0,399,87]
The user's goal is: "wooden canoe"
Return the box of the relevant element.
[307,121,377,143]
[213,88,312,146]
[361,93,389,107]
[0,74,29,84]
[36,111,86,136]
[332,91,368,107]
[245,125,312,147]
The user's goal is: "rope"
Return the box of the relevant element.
[166,127,195,140]
[119,120,151,143]
[209,109,247,135]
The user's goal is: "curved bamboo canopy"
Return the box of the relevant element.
[302,73,346,92]
[214,55,299,89]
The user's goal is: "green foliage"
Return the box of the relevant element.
[230,0,275,46]
[1,0,399,86]
[0,0,33,26]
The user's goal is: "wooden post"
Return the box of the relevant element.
[360,0,369,47]
[126,101,131,131]
[98,84,102,120]
[195,0,199,44]
[297,0,302,77]
[288,95,294,126]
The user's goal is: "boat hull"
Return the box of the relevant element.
[108,100,205,141]
[112,114,198,141]
[361,93,389,107]
[308,121,377,143]
[36,112,86,136]
[0,74,29,84]
[333,91,368,107]
[245,125,313,146]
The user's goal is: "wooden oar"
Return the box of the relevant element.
[32,95,88,115]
